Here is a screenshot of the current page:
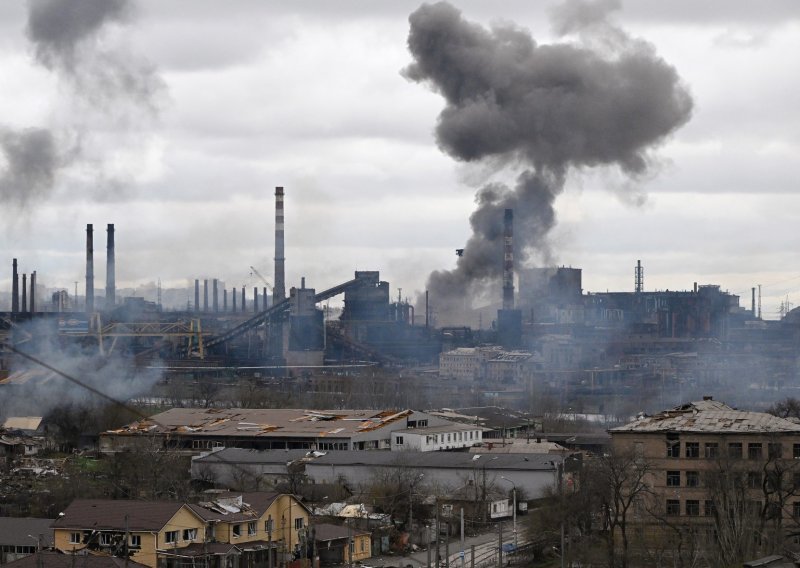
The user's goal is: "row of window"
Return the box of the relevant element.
[69,532,143,547]
[665,470,799,490]
[666,500,800,518]
[665,440,798,460]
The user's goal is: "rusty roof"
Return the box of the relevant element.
[610,400,800,434]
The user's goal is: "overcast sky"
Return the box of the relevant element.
[1,1,799,317]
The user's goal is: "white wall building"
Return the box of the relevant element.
[392,424,483,452]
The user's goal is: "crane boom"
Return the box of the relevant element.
[249,266,272,290]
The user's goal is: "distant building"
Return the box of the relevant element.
[0,517,55,564]
[100,408,454,454]
[391,423,484,452]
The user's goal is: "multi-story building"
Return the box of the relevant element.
[52,493,309,568]
[609,398,800,558]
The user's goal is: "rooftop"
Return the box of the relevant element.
[105,408,421,439]
[308,450,560,471]
[52,500,191,532]
[4,552,149,568]
[0,517,55,547]
[312,522,369,542]
[610,400,800,434]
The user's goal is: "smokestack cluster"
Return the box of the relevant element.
[405,2,693,323]
[502,209,514,310]
[274,186,285,303]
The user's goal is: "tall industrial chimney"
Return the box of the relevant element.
[30,271,36,313]
[213,279,219,312]
[241,285,246,312]
[21,274,27,313]
[86,224,94,313]
[274,186,286,303]
[232,287,237,312]
[194,279,200,312]
[106,224,115,310]
[502,209,514,310]
[203,279,209,312]
[635,260,644,293]
[11,259,18,313]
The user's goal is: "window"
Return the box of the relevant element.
[704,500,715,517]
[685,442,700,458]
[686,471,700,487]
[748,472,762,489]
[705,443,719,458]
[794,443,800,459]
[265,519,275,533]
[666,441,680,458]
[686,500,700,516]
[666,471,680,487]
[232,525,241,538]
[165,531,178,544]
[69,533,81,544]
[130,535,141,548]
[748,443,763,460]
[728,442,743,459]
[183,529,197,541]
[766,471,783,492]
[769,443,783,459]
[666,500,680,516]
[295,518,304,530]
[247,521,256,536]
[794,502,800,519]
[360,538,366,552]
[395,436,404,445]
[100,533,113,546]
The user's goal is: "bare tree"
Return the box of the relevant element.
[593,450,652,568]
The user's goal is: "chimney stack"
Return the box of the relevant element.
[194,279,200,312]
[241,285,246,312]
[635,260,644,293]
[86,224,94,313]
[11,259,19,313]
[213,279,219,312]
[232,287,237,312]
[21,274,27,313]
[253,287,259,312]
[30,271,36,313]
[274,186,286,303]
[502,209,514,310]
[106,224,115,310]
[203,279,209,312]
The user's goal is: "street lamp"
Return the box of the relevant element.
[499,476,517,549]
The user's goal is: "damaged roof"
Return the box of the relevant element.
[611,400,800,434]
[104,408,417,439]
[188,492,283,522]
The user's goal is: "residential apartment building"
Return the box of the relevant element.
[52,493,309,568]
[609,398,800,557]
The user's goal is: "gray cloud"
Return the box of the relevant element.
[405,1,693,323]
[0,128,59,206]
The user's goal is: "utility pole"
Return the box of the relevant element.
[460,508,465,568]
[435,500,440,568]
[427,525,431,568]
[498,523,503,568]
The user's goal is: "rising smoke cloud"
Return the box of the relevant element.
[0,0,163,207]
[404,1,693,323]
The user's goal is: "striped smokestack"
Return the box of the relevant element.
[86,224,94,313]
[502,208,514,310]
[274,186,285,302]
[11,259,18,313]
[106,224,115,310]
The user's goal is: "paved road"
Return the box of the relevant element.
[364,521,519,568]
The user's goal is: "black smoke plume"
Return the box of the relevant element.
[0,0,162,207]
[405,1,693,324]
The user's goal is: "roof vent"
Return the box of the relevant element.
[703,396,713,401]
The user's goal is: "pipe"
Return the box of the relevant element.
[274,186,286,302]
[194,279,200,312]
[502,209,514,310]
[11,259,18,313]
[86,224,94,313]
[106,224,115,310]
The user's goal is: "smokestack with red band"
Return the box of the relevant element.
[86,224,94,313]
[502,208,514,310]
[274,186,285,302]
[11,259,19,313]
[106,224,115,310]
